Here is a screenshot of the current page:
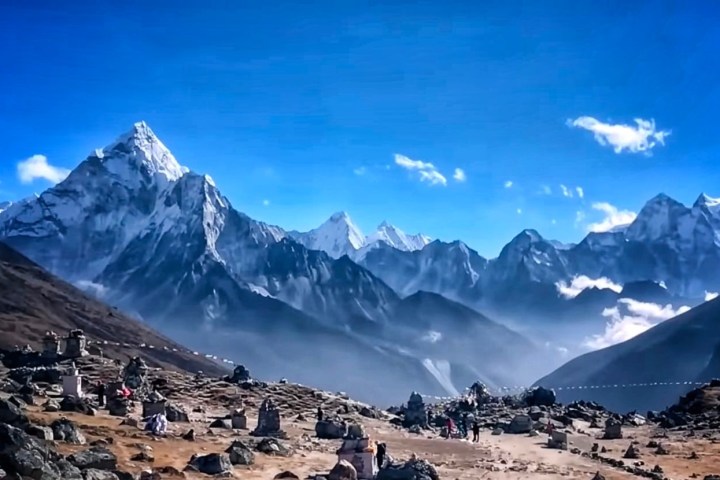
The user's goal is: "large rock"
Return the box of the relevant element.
[83,469,120,480]
[68,447,118,470]
[256,438,292,457]
[225,440,255,466]
[187,453,233,475]
[376,458,440,480]
[0,398,28,427]
[52,418,87,444]
[509,414,533,434]
[523,387,556,407]
[328,459,358,480]
[315,418,347,439]
[0,423,65,480]
[165,404,189,422]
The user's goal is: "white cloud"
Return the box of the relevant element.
[262,199,270,206]
[516,208,522,215]
[560,184,573,198]
[583,298,691,349]
[504,180,513,189]
[74,280,107,299]
[587,202,637,232]
[394,154,447,186]
[540,185,552,195]
[453,168,466,182]
[421,330,443,344]
[17,154,71,185]
[353,166,367,176]
[576,186,584,199]
[705,291,719,302]
[575,210,586,227]
[556,275,623,299]
[568,116,670,154]
[551,219,557,225]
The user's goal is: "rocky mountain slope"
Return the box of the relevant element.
[0,122,543,404]
[0,242,224,375]
[534,297,720,413]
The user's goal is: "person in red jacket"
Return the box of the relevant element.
[446,418,455,439]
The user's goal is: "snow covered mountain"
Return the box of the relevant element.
[0,122,544,404]
[290,213,431,260]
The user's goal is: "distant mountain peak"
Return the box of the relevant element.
[695,193,720,209]
[329,211,351,222]
[98,121,188,187]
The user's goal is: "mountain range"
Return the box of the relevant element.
[3,121,720,406]
[0,122,544,405]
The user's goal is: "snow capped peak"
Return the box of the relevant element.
[290,211,365,258]
[626,193,690,243]
[329,211,351,223]
[694,193,720,209]
[99,121,188,188]
[366,221,432,252]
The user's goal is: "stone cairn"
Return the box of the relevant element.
[251,398,287,438]
[106,381,129,417]
[231,401,248,429]
[402,392,427,428]
[226,364,252,383]
[41,331,60,358]
[142,390,167,419]
[123,356,149,391]
[603,417,623,439]
[63,329,89,358]
[337,436,378,480]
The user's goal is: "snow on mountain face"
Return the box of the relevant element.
[290,212,365,259]
[292,213,432,259]
[367,221,432,252]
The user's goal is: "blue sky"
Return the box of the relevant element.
[2,1,719,257]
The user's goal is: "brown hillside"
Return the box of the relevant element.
[0,242,226,376]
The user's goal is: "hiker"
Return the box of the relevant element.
[376,441,386,469]
[317,406,324,422]
[547,420,554,435]
[472,421,480,442]
[445,417,455,439]
[426,409,432,427]
[97,382,105,407]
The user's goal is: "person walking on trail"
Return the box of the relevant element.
[317,406,324,422]
[97,382,105,407]
[445,418,455,439]
[376,441,386,469]
[472,421,480,443]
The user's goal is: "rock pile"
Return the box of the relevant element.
[651,380,720,430]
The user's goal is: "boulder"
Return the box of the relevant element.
[0,423,65,480]
[68,447,118,470]
[376,458,440,480]
[187,453,233,475]
[346,423,365,440]
[83,469,120,480]
[315,419,347,439]
[523,387,556,407]
[509,415,533,434]
[623,444,640,460]
[328,459,358,480]
[164,403,189,422]
[225,440,255,465]
[52,418,87,444]
[25,424,54,441]
[256,438,292,457]
[274,471,300,479]
[0,398,28,427]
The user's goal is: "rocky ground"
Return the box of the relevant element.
[2,354,720,480]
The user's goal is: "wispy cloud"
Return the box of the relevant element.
[353,166,367,176]
[394,154,447,186]
[587,202,637,232]
[17,154,70,185]
[568,116,670,155]
[262,199,270,206]
[504,180,513,189]
[560,184,573,198]
[540,185,552,195]
[453,168,466,182]
[576,186,584,199]
[556,275,623,299]
[516,208,522,215]
[583,299,690,349]
[575,210,586,227]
